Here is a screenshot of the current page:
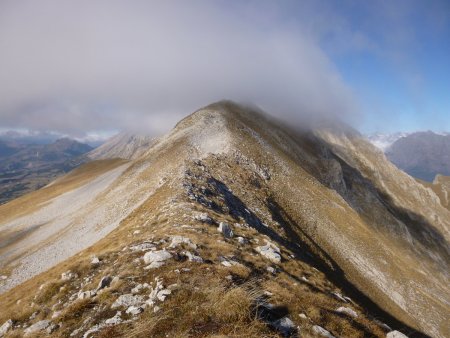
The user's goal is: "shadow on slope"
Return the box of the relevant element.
[193,173,429,337]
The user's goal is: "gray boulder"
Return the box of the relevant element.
[256,242,281,263]
[218,222,233,238]
[271,317,297,337]
[143,250,172,265]
[97,276,112,291]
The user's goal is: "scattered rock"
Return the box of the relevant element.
[111,294,145,309]
[144,261,166,270]
[312,325,335,338]
[46,323,59,334]
[97,276,112,291]
[336,306,358,318]
[105,311,123,325]
[256,242,281,263]
[78,290,97,299]
[331,292,347,303]
[386,331,409,338]
[374,320,392,331]
[24,320,51,335]
[126,306,144,315]
[237,236,248,244]
[91,256,100,265]
[299,313,307,319]
[130,242,156,252]
[0,275,7,280]
[218,222,233,238]
[194,213,213,224]
[147,277,172,307]
[0,319,13,337]
[143,250,172,265]
[219,256,242,267]
[61,271,78,281]
[131,283,150,294]
[51,311,62,319]
[133,230,141,235]
[271,317,297,337]
[169,236,197,249]
[181,250,203,263]
[267,266,276,274]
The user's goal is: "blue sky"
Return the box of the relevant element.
[306,0,450,133]
[0,0,448,139]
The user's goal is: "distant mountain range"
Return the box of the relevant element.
[0,138,92,204]
[368,131,450,181]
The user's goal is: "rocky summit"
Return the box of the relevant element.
[0,101,448,338]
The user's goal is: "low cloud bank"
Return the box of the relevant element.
[0,0,358,137]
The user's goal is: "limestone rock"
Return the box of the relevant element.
[312,325,335,338]
[24,320,51,335]
[181,250,203,263]
[271,317,297,337]
[111,294,145,309]
[105,311,123,325]
[126,306,144,315]
[61,271,78,281]
[218,222,233,238]
[386,331,409,338]
[143,250,172,265]
[130,242,156,252]
[336,306,358,318]
[256,242,281,263]
[0,319,13,337]
[169,236,197,249]
[78,290,97,299]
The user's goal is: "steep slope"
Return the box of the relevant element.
[0,102,448,338]
[385,131,450,181]
[0,138,93,204]
[87,132,155,160]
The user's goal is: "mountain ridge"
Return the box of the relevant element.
[0,101,448,337]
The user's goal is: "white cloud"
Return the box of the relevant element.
[0,0,358,137]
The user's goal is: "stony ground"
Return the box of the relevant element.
[0,157,400,337]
